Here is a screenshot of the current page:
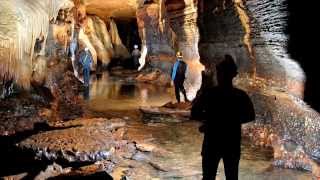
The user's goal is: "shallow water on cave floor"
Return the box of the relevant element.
[83,72,312,180]
[86,72,175,111]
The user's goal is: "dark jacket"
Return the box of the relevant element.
[171,59,187,83]
[191,86,255,155]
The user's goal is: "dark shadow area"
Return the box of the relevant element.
[287,1,320,111]
[31,85,55,102]
[165,0,186,12]
[116,19,141,53]
[0,122,81,179]
[119,84,135,97]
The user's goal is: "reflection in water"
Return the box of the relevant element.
[96,73,102,81]
[125,120,312,179]
[119,84,135,97]
[83,87,90,101]
[87,72,175,111]
[140,88,148,106]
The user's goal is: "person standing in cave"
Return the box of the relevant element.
[171,51,189,103]
[191,55,255,180]
[79,47,93,87]
[131,44,141,69]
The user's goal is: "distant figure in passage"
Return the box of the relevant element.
[132,44,141,69]
[191,55,255,180]
[79,47,93,87]
[171,51,189,103]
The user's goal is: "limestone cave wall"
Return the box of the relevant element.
[136,2,176,74]
[164,0,204,99]
[197,0,320,174]
[0,0,73,89]
[198,0,305,97]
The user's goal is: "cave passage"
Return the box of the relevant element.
[115,19,141,53]
[106,18,142,70]
[0,0,319,179]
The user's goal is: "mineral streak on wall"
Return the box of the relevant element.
[234,0,256,79]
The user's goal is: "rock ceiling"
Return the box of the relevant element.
[84,0,141,20]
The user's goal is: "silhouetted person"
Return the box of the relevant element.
[171,51,189,103]
[191,55,255,180]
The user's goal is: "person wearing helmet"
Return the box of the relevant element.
[132,44,141,69]
[171,51,189,103]
[79,47,93,87]
[191,55,255,180]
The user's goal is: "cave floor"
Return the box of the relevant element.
[0,71,314,179]
[82,72,313,179]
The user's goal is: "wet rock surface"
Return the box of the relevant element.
[237,77,320,174]
[0,93,50,136]
[18,118,129,163]
[136,69,172,86]
[34,163,71,180]
[140,102,191,123]
[45,64,85,121]
[0,61,85,148]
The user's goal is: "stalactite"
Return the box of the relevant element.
[108,19,130,59]
[0,0,73,89]
[91,16,114,58]
[159,0,166,33]
[234,0,256,79]
[85,16,111,66]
